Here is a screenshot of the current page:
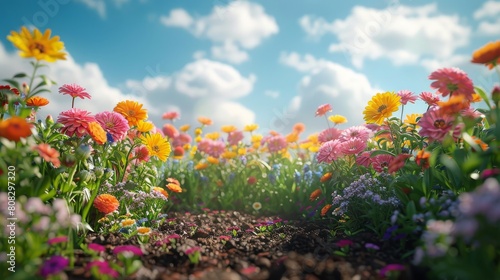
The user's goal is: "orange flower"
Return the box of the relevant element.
[166,177,180,186]
[321,204,332,217]
[309,189,322,201]
[167,183,182,193]
[416,150,431,169]
[0,117,33,142]
[315,104,332,117]
[113,100,148,126]
[195,162,208,170]
[93,194,120,214]
[437,95,470,116]
[179,124,191,132]
[207,156,219,164]
[320,172,332,183]
[471,136,488,152]
[33,143,60,168]
[26,96,49,107]
[286,132,299,143]
[198,116,213,126]
[293,123,305,134]
[388,154,411,173]
[221,125,237,133]
[153,187,169,198]
[471,40,500,69]
[88,122,107,145]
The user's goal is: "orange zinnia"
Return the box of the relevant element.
[26,96,49,107]
[437,95,470,116]
[416,150,431,169]
[321,204,332,217]
[33,143,61,168]
[195,162,208,170]
[320,172,332,183]
[93,194,120,214]
[153,187,169,198]
[309,189,322,201]
[113,100,148,126]
[0,117,33,142]
[198,116,213,126]
[88,122,107,145]
[293,123,305,134]
[471,40,500,69]
[167,183,182,193]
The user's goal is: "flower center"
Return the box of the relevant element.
[433,119,446,128]
[152,145,160,153]
[377,105,387,113]
[32,42,45,53]
[106,121,114,128]
[127,110,136,116]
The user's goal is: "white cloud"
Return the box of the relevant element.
[77,0,106,18]
[160,1,278,64]
[279,52,380,134]
[264,90,279,99]
[474,1,500,36]
[477,18,500,36]
[211,41,249,64]
[474,1,500,19]
[300,4,471,68]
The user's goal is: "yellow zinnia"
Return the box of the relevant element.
[179,124,190,132]
[244,124,258,132]
[140,132,171,161]
[205,132,220,140]
[363,92,401,124]
[135,120,154,133]
[221,125,237,133]
[328,115,348,125]
[7,27,66,62]
[114,100,148,126]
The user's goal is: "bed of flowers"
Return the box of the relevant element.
[0,26,499,280]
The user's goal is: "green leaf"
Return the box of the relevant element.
[12,72,28,78]
[475,86,492,109]
[3,79,20,89]
[369,149,396,157]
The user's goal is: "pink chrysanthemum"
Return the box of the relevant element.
[318,127,342,143]
[397,90,418,105]
[57,108,95,137]
[316,139,342,163]
[208,140,226,157]
[371,154,395,173]
[418,107,455,142]
[339,126,372,142]
[95,111,130,142]
[429,67,474,100]
[59,84,91,99]
[162,111,180,120]
[227,130,244,146]
[315,104,332,117]
[355,151,372,168]
[266,135,287,153]
[419,92,441,106]
[339,138,366,155]
[197,139,211,154]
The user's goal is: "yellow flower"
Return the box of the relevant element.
[194,128,202,136]
[121,219,136,228]
[135,120,154,133]
[153,187,169,198]
[307,133,319,144]
[140,132,171,161]
[237,147,247,155]
[251,134,263,143]
[328,115,348,125]
[221,151,237,159]
[207,156,219,164]
[179,124,190,132]
[195,162,208,170]
[137,227,152,235]
[221,125,237,133]
[363,92,401,124]
[7,27,66,62]
[205,132,220,140]
[299,142,312,150]
[114,100,148,126]
[244,124,258,132]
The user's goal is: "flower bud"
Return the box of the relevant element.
[103,168,114,180]
[76,144,92,160]
[76,170,92,183]
[61,154,77,168]
[93,167,104,179]
[45,115,54,126]
[492,85,500,104]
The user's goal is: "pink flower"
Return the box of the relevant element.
[419,91,441,106]
[371,154,395,173]
[88,243,106,253]
[315,104,332,117]
[355,151,372,168]
[172,133,192,147]
[337,239,353,248]
[162,123,179,138]
[265,135,287,153]
[339,126,372,142]
[86,260,119,278]
[429,67,474,100]
[227,130,244,146]
[397,90,417,105]
[318,127,342,143]
[113,245,143,256]
[133,145,150,163]
[59,84,91,99]
[57,108,96,137]
[316,139,342,163]
[379,264,405,277]
[197,138,212,154]
[339,138,366,155]
[47,236,68,245]
[208,140,226,157]
[418,107,455,142]
[185,246,202,255]
[162,111,180,120]
[95,111,130,142]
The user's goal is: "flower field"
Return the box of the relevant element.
[1,27,500,279]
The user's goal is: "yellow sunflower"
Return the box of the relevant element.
[363,92,401,124]
[7,26,66,62]
[114,100,148,126]
[140,132,171,161]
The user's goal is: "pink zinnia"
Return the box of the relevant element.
[227,130,244,146]
[337,239,353,248]
[339,126,372,142]
[172,133,192,147]
[355,151,372,168]
[397,90,417,105]
[418,107,455,142]
[95,111,130,142]
[86,260,119,278]
[197,139,212,154]
[133,145,150,163]
[47,236,68,245]
[315,104,332,117]
[316,139,342,163]
[371,154,395,173]
[419,91,441,106]
[429,67,474,100]
[339,138,366,155]
[57,108,95,137]
[59,84,91,99]
[162,123,179,139]
[318,127,342,143]
[208,140,226,157]
[113,245,143,256]
[88,243,106,253]
[266,135,287,153]
[162,111,180,120]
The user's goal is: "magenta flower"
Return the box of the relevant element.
[87,260,119,278]
[219,235,232,241]
[429,67,474,100]
[88,243,106,253]
[419,91,441,106]
[39,255,69,277]
[59,83,91,99]
[316,139,342,163]
[47,236,68,245]
[95,111,130,142]
[113,245,143,256]
[339,126,372,142]
[397,90,418,105]
[379,264,405,277]
[355,151,372,168]
[185,246,202,255]
[371,154,395,173]
[339,138,366,155]
[337,239,353,248]
[57,108,96,137]
[318,127,342,143]
[418,107,455,142]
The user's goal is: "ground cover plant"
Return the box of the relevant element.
[0,27,499,279]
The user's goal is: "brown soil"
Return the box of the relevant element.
[70,211,426,280]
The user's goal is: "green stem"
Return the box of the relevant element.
[27,60,40,99]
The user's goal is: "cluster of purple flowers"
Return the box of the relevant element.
[331,173,400,216]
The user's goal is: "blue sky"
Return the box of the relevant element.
[1,0,499,136]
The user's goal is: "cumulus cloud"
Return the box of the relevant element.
[474,1,500,36]
[160,1,278,64]
[300,3,471,69]
[77,0,134,18]
[474,1,500,19]
[279,52,380,134]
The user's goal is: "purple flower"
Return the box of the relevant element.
[365,243,380,250]
[39,256,69,277]
[113,245,143,256]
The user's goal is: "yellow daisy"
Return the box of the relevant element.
[363,92,401,124]
[140,132,171,161]
[328,115,348,125]
[7,27,66,62]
